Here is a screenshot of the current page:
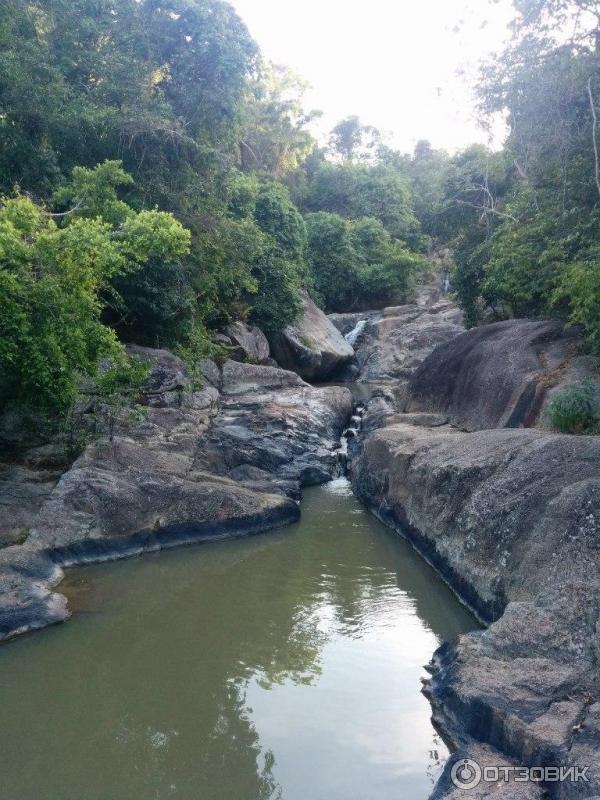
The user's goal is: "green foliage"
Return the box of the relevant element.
[328,116,381,163]
[249,181,307,330]
[0,162,190,412]
[0,0,257,205]
[52,161,135,225]
[546,381,600,434]
[299,158,421,246]
[0,196,122,411]
[249,250,302,331]
[436,3,600,345]
[241,64,319,177]
[305,212,422,312]
[0,0,431,428]
[91,355,150,442]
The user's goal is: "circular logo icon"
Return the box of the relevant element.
[451,758,482,790]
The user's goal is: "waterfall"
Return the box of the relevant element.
[345,319,367,347]
[337,405,366,468]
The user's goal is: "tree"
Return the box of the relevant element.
[241,64,319,178]
[0,164,190,412]
[299,159,421,246]
[305,212,423,312]
[329,116,381,163]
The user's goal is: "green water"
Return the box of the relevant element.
[0,478,475,800]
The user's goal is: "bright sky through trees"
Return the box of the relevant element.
[230,0,514,153]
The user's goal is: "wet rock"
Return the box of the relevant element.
[268,289,354,381]
[225,321,270,364]
[0,546,68,639]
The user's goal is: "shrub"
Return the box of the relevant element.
[546,380,600,434]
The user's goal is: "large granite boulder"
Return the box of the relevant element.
[352,421,600,797]
[220,359,306,395]
[225,321,270,364]
[268,289,354,381]
[352,304,464,389]
[125,345,188,395]
[194,362,352,485]
[406,319,593,431]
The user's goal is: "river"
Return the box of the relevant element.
[0,478,475,800]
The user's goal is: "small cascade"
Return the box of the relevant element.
[336,403,366,472]
[345,319,367,348]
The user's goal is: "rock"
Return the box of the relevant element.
[189,387,220,410]
[268,289,354,381]
[352,422,600,796]
[0,406,51,455]
[214,333,233,347]
[28,466,299,561]
[414,283,446,308]
[406,319,590,431]
[198,358,222,391]
[353,306,464,388]
[125,345,188,395]
[0,546,68,640]
[24,443,71,470]
[221,360,306,395]
[225,321,270,364]
[431,745,545,799]
[194,377,353,484]
[327,311,380,336]
[0,465,61,548]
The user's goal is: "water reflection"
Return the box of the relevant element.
[0,479,475,800]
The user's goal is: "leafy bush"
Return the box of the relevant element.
[546,381,600,434]
[249,181,307,331]
[305,212,423,312]
[0,164,190,412]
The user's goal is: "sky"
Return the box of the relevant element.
[230,0,516,154]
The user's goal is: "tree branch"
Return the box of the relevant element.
[587,75,600,201]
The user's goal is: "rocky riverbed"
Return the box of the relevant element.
[344,291,600,799]
[0,296,354,641]
[1,280,600,799]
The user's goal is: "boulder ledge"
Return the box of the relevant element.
[268,289,354,381]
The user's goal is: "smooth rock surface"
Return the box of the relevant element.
[407,318,594,431]
[351,301,464,388]
[268,289,354,381]
[0,465,61,548]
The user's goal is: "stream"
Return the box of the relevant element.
[0,478,475,800]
